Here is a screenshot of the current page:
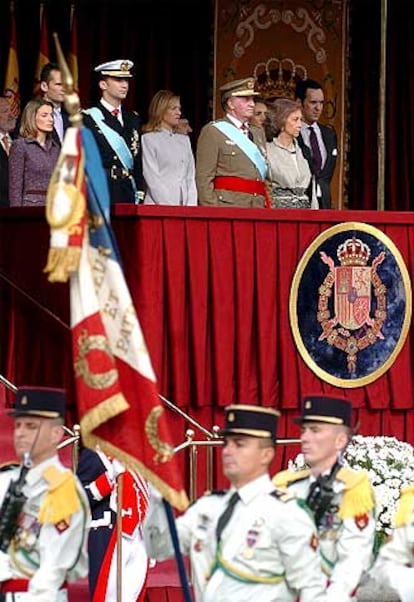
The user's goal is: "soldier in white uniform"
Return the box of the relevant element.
[273,396,376,602]
[369,484,414,601]
[0,386,89,601]
[144,404,327,602]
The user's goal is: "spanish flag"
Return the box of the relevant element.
[4,1,20,118]
[33,3,50,96]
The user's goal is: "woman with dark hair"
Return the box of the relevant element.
[9,97,60,207]
[141,89,197,205]
[266,98,315,209]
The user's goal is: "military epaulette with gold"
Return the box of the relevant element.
[394,485,414,528]
[336,466,375,519]
[38,465,81,525]
[272,469,311,490]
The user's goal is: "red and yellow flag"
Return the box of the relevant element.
[4,1,20,118]
[33,3,50,96]
[68,4,79,95]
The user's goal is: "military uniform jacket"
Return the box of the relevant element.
[82,101,144,204]
[298,123,337,209]
[273,466,376,602]
[369,485,414,602]
[0,455,89,601]
[144,474,327,602]
[196,117,268,208]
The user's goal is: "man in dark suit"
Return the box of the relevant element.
[295,79,338,209]
[0,95,17,206]
[39,62,71,146]
[82,59,145,204]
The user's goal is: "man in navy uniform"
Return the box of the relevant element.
[273,396,376,602]
[144,404,327,602]
[0,386,89,601]
[83,59,145,204]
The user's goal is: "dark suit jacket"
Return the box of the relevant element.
[0,143,9,207]
[82,102,144,204]
[298,123,337,209]
[51,105,71,146]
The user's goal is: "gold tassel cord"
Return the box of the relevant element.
[38,465,81,524]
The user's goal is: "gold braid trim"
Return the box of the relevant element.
[394,485,414,528]
[272,468,310,490]
[216,552,285,584]
[337,467,375,520]
[38,466,80,524]
[43,246,82,283]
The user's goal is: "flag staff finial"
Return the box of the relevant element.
[53,32,82,127]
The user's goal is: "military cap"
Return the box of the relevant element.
[9,386,66,419]
[294,395,352,427]
[220,77,258,102]
[219,404,280,441]
[94,59,134,78]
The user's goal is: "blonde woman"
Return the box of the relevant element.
[266,98,314,209]
[9,97,60,206]
[141,90,197,205]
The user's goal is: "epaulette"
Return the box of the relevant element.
[394,485,414,528]
[336,466,375,519]
[38,465,81,525]
[0,461,19,472]
[272,469,311,490]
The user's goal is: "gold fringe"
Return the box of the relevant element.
[394,485,414,528]
[38,465,81,524]
[44,247,82,283]
[272,468,310,490]
[337,468,375,519]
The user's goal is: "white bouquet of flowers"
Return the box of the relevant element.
[288,435,414,550]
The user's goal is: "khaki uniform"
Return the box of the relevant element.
[196,117,268,207]
[0,456,90,602]
[273,466,376,602]
[144,474,327,602]
[369,485,414,602]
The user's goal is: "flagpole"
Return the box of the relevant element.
[377,0,387,210]
[163,500,194,602]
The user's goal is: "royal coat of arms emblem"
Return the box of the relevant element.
[289,223,412,387]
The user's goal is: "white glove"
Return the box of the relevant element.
[111,458,126,479]
[0,550,13,582]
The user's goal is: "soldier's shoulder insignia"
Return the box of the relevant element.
[39,466,81,525]
[395,485,414,528]
[272,469,310,489]
[270,488,293,503]
[337,467,375,519]
[55,518,70,533]
[203,489,228,497]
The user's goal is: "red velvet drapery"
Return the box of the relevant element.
[1,206,414,484]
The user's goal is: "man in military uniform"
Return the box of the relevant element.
[369,484,414,601]
[144,405,327,602]
[83,59,145,204]
[196,77,270,208]
[77,446,150,602]
[273,396,376,602]
[0,386,89,601]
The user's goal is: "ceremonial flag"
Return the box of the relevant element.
[68,4,79,94]
[33,3,50,96]
[44,126,189,512]
[4,1,20,118]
